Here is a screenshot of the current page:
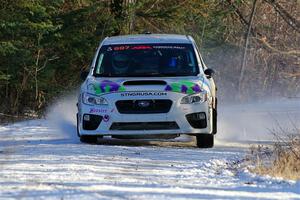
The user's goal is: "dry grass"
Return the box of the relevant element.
[248,127,300,180]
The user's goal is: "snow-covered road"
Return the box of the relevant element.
[0,99,299,199]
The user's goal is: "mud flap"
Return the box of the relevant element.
[76,113,80,137]
[212,98,217,134]
[212,108,217,135]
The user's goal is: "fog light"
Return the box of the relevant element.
[84,114,90,121]
[196,113,206,120]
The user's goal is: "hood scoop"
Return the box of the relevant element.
[123,80,167,86]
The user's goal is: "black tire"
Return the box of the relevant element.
[196,134,214,148]
[80,135,98,144]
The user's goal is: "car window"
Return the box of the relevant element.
[93,43,199,77]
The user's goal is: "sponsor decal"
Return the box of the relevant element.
[108,45,152,51]
[89,108,108,114]
[165,80,202,94]
[108,45,187,51]
[120,92,167,97]
[103,114,110,122]
[153,46,186,49]
[113,46,130,51]
[130,45,152,50]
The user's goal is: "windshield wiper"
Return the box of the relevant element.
[94,72,195,77]
[127,72,164,77]
[94,72,161,77]
[161,72,194,76]
[94,73,112,77]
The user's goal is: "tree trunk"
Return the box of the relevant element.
[110,0,125,35]
[238,0,258,100]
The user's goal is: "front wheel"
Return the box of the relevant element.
[196,134,214,148]
[80,135,98,144]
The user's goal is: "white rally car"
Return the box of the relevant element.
[77,34,217,148]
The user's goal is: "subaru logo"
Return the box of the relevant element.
[137,100,150,108]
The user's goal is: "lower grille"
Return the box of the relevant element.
[110,121,179,131]
[116,99,172,114]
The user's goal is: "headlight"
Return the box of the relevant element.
[180,92,207,104]
[82,93,108,105]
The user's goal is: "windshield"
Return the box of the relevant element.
[93,43,199,77]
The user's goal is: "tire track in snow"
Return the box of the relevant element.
[0,119,300,199]
[0,97,299,199]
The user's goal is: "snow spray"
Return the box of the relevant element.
[217,98,300,142]
[46,93,78,141]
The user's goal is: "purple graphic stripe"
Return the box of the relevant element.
[99,80,121,92]
[192,84,201,93]
[181,85,188,93]
[165,85,172,91]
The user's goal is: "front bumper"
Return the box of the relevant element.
[78,91,213,136]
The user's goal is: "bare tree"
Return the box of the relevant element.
[238,0,259,99]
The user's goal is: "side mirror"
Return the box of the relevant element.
[204,68,215,79]
[80,71,89,81]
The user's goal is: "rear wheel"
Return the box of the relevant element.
[196,134,214,148]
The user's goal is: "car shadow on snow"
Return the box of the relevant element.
[93,135,196,148]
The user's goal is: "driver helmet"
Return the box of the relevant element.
[112,52,130,74]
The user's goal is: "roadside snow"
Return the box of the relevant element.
[0,119,299,200]
[1,98,300,199]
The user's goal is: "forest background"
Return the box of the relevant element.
[0,0,299,120]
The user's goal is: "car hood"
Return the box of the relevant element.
[85,76,210,96]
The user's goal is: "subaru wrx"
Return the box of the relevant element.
[77,34,217,148]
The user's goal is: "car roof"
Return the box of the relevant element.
[102,34,193,45]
